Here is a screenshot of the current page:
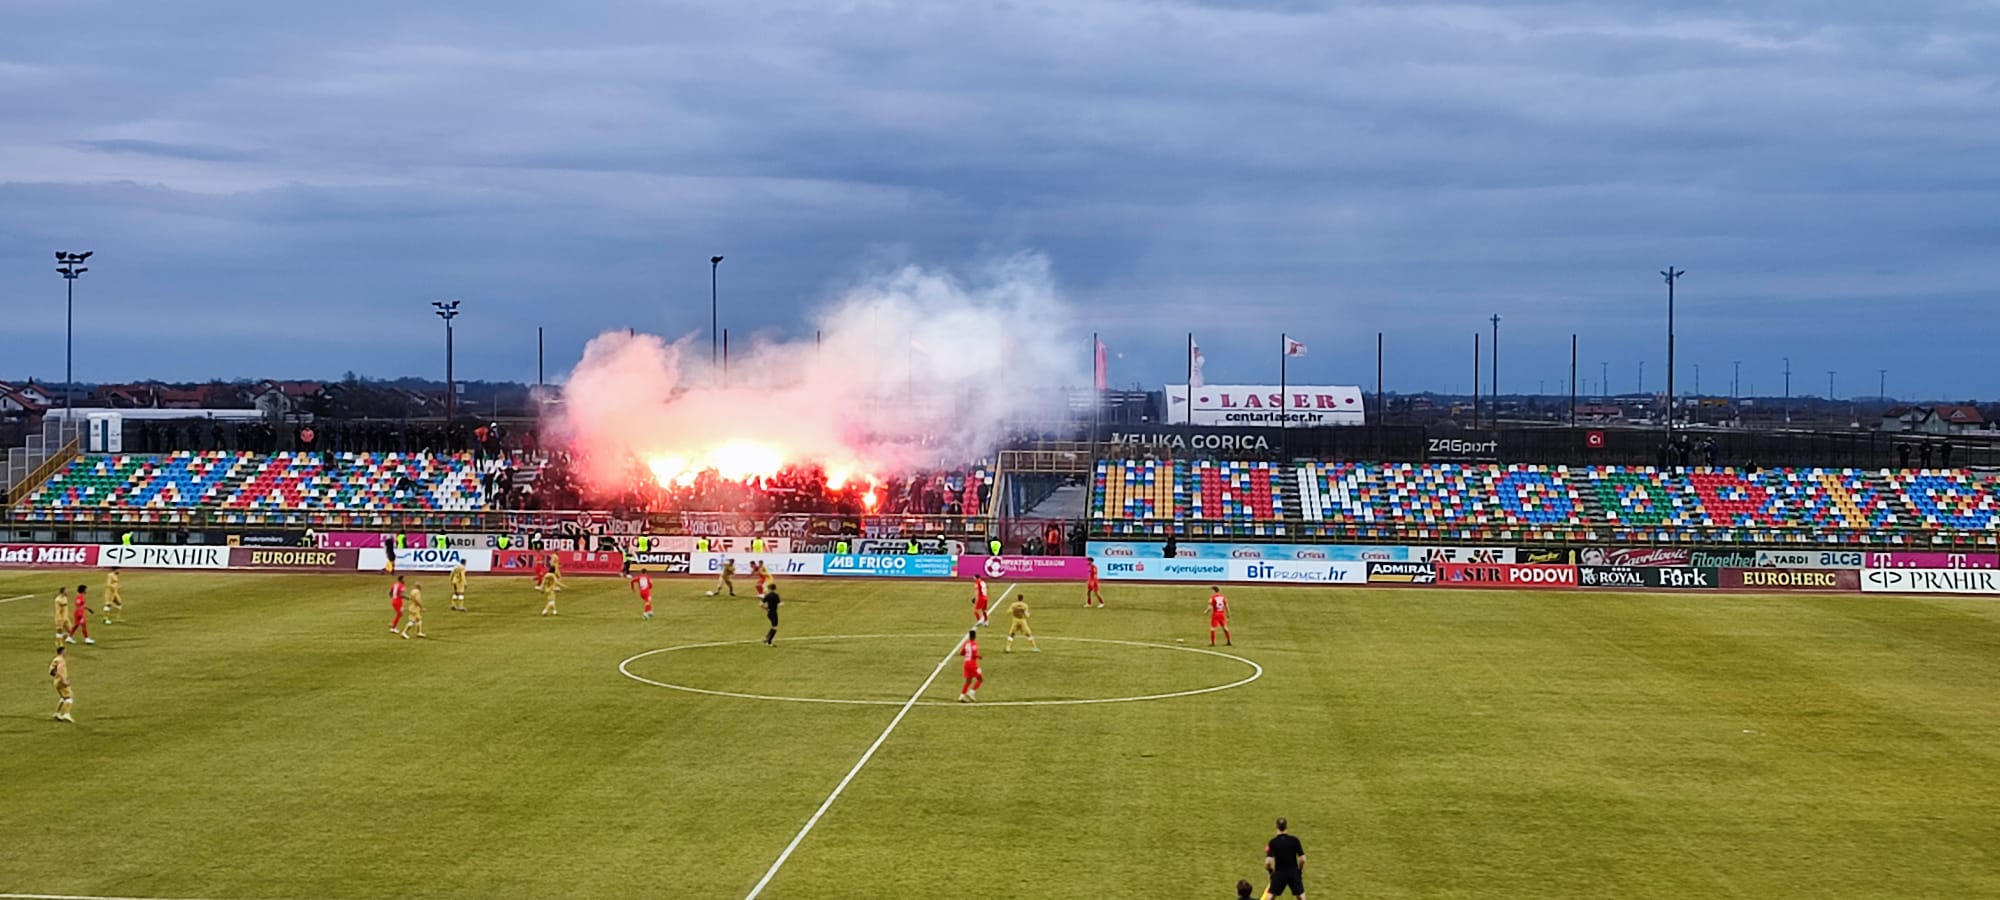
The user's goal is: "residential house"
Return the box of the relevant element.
[1880,405,1989,435]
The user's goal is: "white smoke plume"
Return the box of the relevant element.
[548,253,1085,497]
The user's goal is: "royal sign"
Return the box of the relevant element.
[99,545,229,570]
[1164,384,1366,427]
[1436,563,1579,588]
[0,544,99,568]
[1860,568,2000,595]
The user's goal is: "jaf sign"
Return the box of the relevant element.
[1165,384,1366,427]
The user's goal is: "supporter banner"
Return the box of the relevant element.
[1096,558,1232,582]
[1229,560,1369,585]
[1579,547,1757,568]
[1754,550,1867,570]
[860,516,986,539]
[678,512,862,539]
[228,547,357,571]
[821,554,955,578]
[1724,568,1860,592]
[1860,567,2000,595]
[693,553,829,578]
[1579,566,1721,590]
[1089,541,1409,562]
[855,538,956,555]
[1366,562,1437,585]
[321,532,385,549]
[357,547,493,573]
[99,545,229,570]
[0,544,99,568]
[1415,546,1518,565]
[230,531,310,547]
[956,556,1094,581]
[1101,425,1287,459]
[1862,551,1998,569]
[492,549,626,576]
[625,551,692,574]
[1164,384,1366,427]
[1436,563,1579,588]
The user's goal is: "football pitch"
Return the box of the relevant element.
[2,570,1997,899]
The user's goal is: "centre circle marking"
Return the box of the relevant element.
[618,633,1263,707]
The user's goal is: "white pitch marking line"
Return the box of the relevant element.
[620,636,1264,708]
[0,594,36,604]
[740,583,1015,900]
[0,893,225,900]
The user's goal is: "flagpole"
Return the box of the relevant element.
[1185,332,1195,436]
[1280,333,1288,433]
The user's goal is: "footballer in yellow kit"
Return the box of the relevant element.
[51,646,74,722]
[103,568,125,623]
[398,584,427,639]
[539,569,565,616]
[449,563,468,611]
[1005,595,1039,653]
[54,587,72,644]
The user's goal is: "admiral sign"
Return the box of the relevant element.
[625,551,692,574]
[1860,567,2000,595]
[0,544,98,568]
[1165,384,1365,427]
[1366,562,1437,584]
[100,545,229,570]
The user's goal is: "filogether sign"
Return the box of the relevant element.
[1164,384,1366,427]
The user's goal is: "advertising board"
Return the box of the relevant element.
[357,547,493,573]
[1754,550,1867,570]
[1415,546,1519,564]
[99,545,229,570]
[493,550,626,576]
[1579,566,1720,590]
[1860,567,2000,595]
[230,531,310,547]
[1862,551,1997,569]
[1100,426,1286,460]
[1095,558,1232,582]
[1723,568,1860,592]
[624,551,692,574]
[1579,547,1758,568]
[955,556,1094,581]
[0,544,99,568]
[1228,560,1368,584]
[1366,562,1436,584]
[1088,542,1409,562]
[320,532,386,549]
[1164,384,1366,427]
[227,548,357,570]
[1435,563,1579,588]
[693,553,829,578]
[821,554,955,578]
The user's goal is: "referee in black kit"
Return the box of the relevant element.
[1260,817,1307,899]
[760,585,781,646]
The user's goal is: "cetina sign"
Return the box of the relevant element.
[1165,384,1366,426]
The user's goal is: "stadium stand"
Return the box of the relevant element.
[19,451,486,523]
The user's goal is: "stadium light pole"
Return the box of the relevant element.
[1783,356,1792,424]
[1878,368,1887,402]
[1827,369,1836,402]
[1489,314,1500,428]
[55,250,93,417]
[710,256,724,368]
[1662,266,1684,439]
[1599,361,1608,399]
[432,300,461,422]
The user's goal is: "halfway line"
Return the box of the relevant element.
[0,595,36,605]
[742,583,1016,899]
[0,893,224,900]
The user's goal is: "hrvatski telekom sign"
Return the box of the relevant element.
[1165,384,1367,427]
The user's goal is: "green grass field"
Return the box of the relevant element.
[2,569,1998,899]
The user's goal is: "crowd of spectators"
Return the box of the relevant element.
[118,418,531,456]
[513,451,991,517]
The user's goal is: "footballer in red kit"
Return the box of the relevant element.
[1208,586,1232,646]
[389,576,407,633]
[630,568,654,620]
[1085,560,1104,608]
[69,585,93,644]
[957,630,983,702]
[972,577,990,627]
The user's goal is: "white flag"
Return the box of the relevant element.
[1284,337,1307,357]
[1189,342,1206,388]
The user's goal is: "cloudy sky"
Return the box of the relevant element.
[3,0,1996,399]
